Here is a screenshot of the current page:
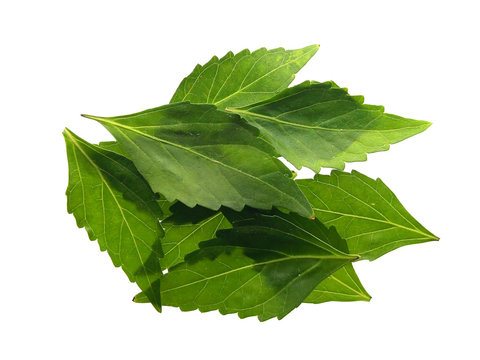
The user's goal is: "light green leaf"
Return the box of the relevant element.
[84,103,313,217]
[63,129,164,311]
[227,81,431,171]
[157,209,358,321]
[171,45,319,109]
[297,170,438,260]
[304,264,370,303]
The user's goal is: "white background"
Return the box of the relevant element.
[1,1,479,359]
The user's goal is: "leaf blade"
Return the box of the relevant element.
[171,45,319,109]
[64,129,164,311]
[85,103,313,217]
[227,81,431,171]
[297,170,438,260]
[135,204,370,306]
[159,209,357,320]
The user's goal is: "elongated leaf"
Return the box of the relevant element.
[297,170,438,260]
[63,129,164,311]
[171,45,319,109]
[227,81,431,171]
[84,103,313,217]
[134,203,369,305]
[157,209,357,321]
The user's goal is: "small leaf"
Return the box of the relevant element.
[63,129,164,311]
[297,170,438,260]
[171,45,319,109]
[84,103,313,217]
[227,81,431,171]
[158,209,358,321]
[304,264,371,303]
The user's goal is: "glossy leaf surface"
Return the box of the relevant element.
[171,45,319,109]
[85,103,313,217]
[63,129,164,311]
[228,81,431,171]
[297,170,438,260]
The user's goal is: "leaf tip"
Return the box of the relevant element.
[81,113,99,120]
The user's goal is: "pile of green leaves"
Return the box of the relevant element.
[64,45,437,321]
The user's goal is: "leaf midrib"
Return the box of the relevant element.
[163,252,355,293]
[227,108,428,133]
[313,208,436,239]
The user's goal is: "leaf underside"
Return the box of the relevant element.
[171,45,319,109]
[63,129,164,311]
[85,102,313,218]
[297,170,438,261]
[227,81,431,171]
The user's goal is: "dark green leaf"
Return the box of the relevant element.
[63,129,164,311]
[158,209,357,320]
[84,103,313,217]
[297,170,438,260]
[227,81,431,171]
[134,204,369,305]
[171,45,319,109]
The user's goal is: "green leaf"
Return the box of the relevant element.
[134,203,369,305]
[84,102,313,217]
[98,140,128,157]
[304,264,371,303]
[63,129,164,311]
[99,140,174,220]
[157,209,358,321]
[161,207,231,270]
[227,81,432,171]
[297,170,438,260]
[171,45,319,109]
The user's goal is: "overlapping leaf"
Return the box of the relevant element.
[297,170,438,260]
[227,81,431,171]
[171,45,319,109]
[161,206,231,270]
[63,129,164,311]
[64,45,436,321]
[84,103,313,217]
[133,204,370,305]
[156,209,358,320]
